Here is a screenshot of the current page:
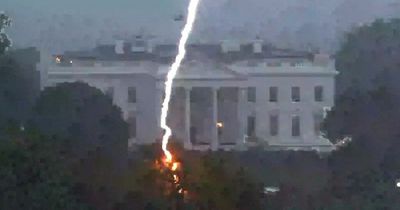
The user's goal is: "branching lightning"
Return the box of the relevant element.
[160,0,201,163]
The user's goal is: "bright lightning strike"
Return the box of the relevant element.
[160,0,201,163]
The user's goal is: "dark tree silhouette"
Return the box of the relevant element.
[0,13,12,55]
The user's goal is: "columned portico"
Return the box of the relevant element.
[211,87,219,151]
[161,84,243,151]
[237,87,247,149]
[156,85,163,139]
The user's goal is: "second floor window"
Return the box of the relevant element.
[291,86,300,102]
[314,86,324,102]
[269,86,278,102]
[128,87,136,103]
[247,87,256,102]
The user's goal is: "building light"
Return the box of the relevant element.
[396,179,400,188]
[264,186,280,195]
[70,60,73,64]
[216,122,224,128]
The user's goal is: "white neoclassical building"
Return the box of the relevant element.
[39,38,338,152]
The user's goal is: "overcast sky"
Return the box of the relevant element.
[3,0,400,53]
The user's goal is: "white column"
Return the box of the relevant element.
[155,85,163,140]
[237,87,247,149]
[211,87,219,151]
[184,87,192,150]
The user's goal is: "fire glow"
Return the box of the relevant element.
[158,0,201,195]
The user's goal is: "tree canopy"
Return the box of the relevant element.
[29,82,129,165]
[0,13,12,55]
[0,53,38,137]
[335,18,400,94]
[0,134,90,210]
[322,18,400,209]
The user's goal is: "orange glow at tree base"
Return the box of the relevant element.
[159,154,184,195]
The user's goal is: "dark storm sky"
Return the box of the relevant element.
[3,0,399,53]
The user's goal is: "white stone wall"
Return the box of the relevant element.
[245,74,335,148]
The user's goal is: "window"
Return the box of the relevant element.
[269,114,279,136]
[269,87,278,102]
[247,116,256,137]
[128,87,136,103]
[291,86,300,102]
[291,115,301,137]
[314,86,324,102]
[105,87,114,100]
[127,114,136,138]
[314,113,324,136]
[247,87,256,102]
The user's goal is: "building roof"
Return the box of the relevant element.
[57,41,314,64]
[157,61,246,80]
[94,44,156,61]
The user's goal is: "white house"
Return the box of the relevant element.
[39,38,338,152]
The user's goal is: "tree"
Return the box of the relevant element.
[182,153,264,210]
[325,18,400,158]
[0,13,39,138]
[27,82,130,209]
[0,134,90,210]
[335,18,400,94]
[325,18,400,159]
[30,82,128,162]
[321,18,400,209]
[0,52,38,137]
[115,144,267,210]
[0,13,12,55]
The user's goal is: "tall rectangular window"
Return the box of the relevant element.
[291,115,301,137]
[269,86,278,102]
[247,116,256,137]
[128,87,136,103]
[291,86,300,102]
[247,87,256,102]
[314,86,324,102]
[127,114,136,138]
[105,87,114,100]
[269,114,279,136]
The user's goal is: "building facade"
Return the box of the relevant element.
[39,39,338,152]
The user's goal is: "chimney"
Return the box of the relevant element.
[131,35,147,53]
[115,40,125,54]
[146,40,154,53]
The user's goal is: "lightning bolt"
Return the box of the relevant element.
[160,0,201,163]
